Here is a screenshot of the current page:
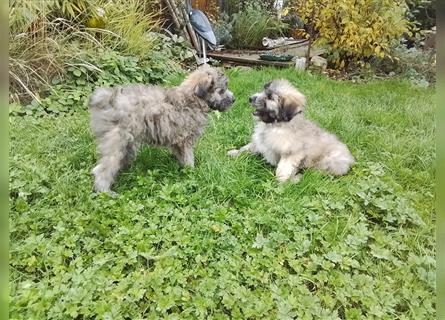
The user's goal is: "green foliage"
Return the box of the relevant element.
[9,68,435,318]
[9,5,98,104]
[10,49,178,117]
[405,0,436,30]
[288,0,410,68]
[224,0,277,15]
[96,0,161,57]
[9,0,51,34]
[212,12,233,46]
[149,32,196,65]
[50,0,95,21]
[9,0,162,104]
[228,2,287,49]
[370,42,436,86]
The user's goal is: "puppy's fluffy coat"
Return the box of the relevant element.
[90,65,235,193]
[228,79,354,182]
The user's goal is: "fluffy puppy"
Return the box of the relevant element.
[228,79,354,182]
[90,65,235,193]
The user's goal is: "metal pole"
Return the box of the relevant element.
[202,38,207,64]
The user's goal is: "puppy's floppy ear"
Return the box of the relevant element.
[220,74,228,86]
[279,96,304,121]
[264,81,273,98]
[195,74,214,98]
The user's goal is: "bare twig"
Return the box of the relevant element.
[9,70,41,103]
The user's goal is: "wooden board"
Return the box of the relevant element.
[208,43,326,67]
[208,52,295,67]
[260,39,308,50]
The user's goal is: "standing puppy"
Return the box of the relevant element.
[228,79,354,182]
[90,65,235,193]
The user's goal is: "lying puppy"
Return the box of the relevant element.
[228,79,354,182]
[90,65,235,193]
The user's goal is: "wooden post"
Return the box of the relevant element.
[164,0,181,30]
[176,1,201,53]
[164,0,194,44]
[305,10,315,69]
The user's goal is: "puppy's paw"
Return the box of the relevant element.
[227,149,240,157]
[277,173,302,183]
[107,191,119,198]
[276,173,302,183]
[291,173,302,183]
[181,163,195,169]
[93,186,119,198]
[97,191,119,198]
[276,176,289,183]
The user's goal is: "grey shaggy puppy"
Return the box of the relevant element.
[228,79,354,182]
[90,65,235,193]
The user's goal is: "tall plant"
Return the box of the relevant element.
[229,2,287,49]
[9,1,101,103]
[288,0,410,68]
[96,0,161,57]
[9,0,162,103]
[405,0,435,30]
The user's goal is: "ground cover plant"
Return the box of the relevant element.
[9,68,435,319]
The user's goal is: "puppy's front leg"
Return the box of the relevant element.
[276,156,302,182]
[227,143,256,157]
[172,145,195,167]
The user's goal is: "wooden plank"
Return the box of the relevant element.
[261,39,307,50]
[274,45,325,58]
[208,52,295,67]
[164,0,191,44]
[176,1,201,52]
[207,42,325,68]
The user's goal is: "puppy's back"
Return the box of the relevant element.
[89,87,121,139]
[89,87,114,110]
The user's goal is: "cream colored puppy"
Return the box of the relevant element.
[228,80,354,182]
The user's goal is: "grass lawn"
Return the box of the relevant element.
[10,68,435,319]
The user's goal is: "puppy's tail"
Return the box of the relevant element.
[321,148,355,176]
[89,87,114,110]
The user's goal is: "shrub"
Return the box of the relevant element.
[228,2,287,49]
[224,0,276,15]
[288,0,410,68]
[49,0,96,21]
[370,43,436,86]
[403,0,435,48]
[405,0,435,30]
[211,12,233,46]
[10,47,180,117]
[149,32,196,66]
[96,0,161,58]
[9,1,100,104]
[9,0,162,104]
